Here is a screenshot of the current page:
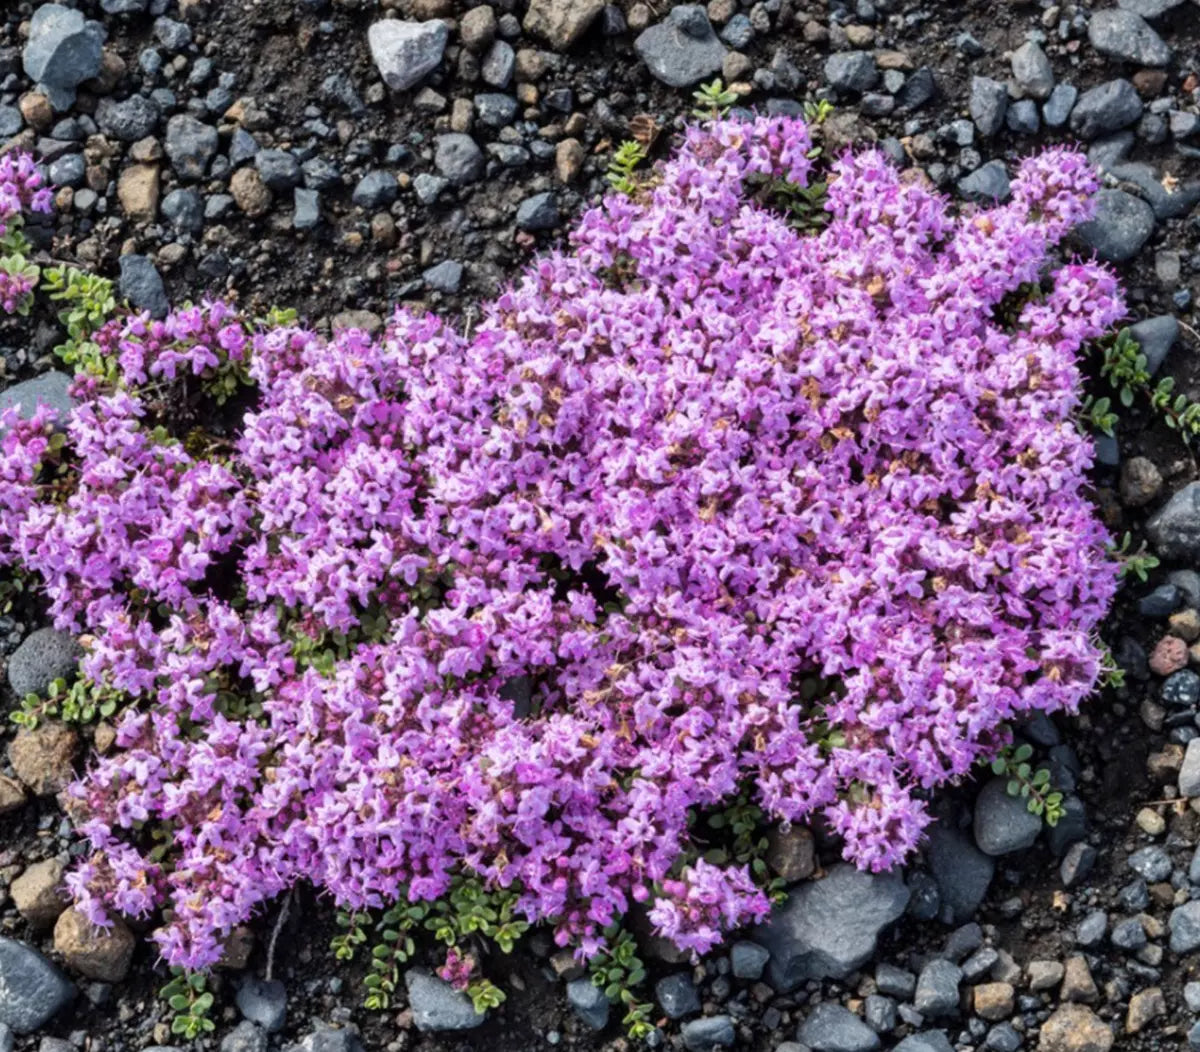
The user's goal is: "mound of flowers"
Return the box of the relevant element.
[0,115,1123,972]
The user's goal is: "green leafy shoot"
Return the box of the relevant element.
[607,140,648,196]
[691,78,739,121]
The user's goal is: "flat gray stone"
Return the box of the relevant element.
[0,938,75,1034]
[656,973,700,1019]
[730,941,770,980]
[825,50,879,95]
[753,864,909,991]
[164,114,219,181]
[1011,41,1054,100]
[1075,188,1155,263]
[22,4,105,111]
[1089,9,1171,66]
[1043,83,1078,128]
[566,978,608,1030]
[969,77,1008,137]
[1180,738,1200,797]
[7,628,82,699]
[973,778,1042,856]
[1130,315,1179,376]
[235,977,286,1034]
[914,960,962,1017]
[1171,901,1200,953]
[368,20,448,91]
[798,1004,881,1052]
[635,6,726,88]
[95,95,159,142]
[1109,162,1200,220]
[1148,483,1200,561]
[516,191,559,231]
[403,971,484,1032]
[894,1034,954,1052]
[119,254,170,319]
[1070,79,1143,139]
[434,133,485,185]
[0,372,75,431]
[925,824,994,924]
[422,260,463,294]
[681,1016,735,1051]
[958,161,1010,203]
[1118,0,1186,14]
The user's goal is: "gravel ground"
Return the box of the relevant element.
[3,0,1200,1051]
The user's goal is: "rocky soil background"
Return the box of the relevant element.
[2,0,1200,1051]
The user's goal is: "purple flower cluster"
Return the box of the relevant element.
[0,118,1123,969]
[0,152,51,316]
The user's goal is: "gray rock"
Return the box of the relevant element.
[516,191,559,231]
[22,4,105,111]
[1149,484,1200,564]
[1108,162,1200,220]
[973,778,1042,856]
[0,1025,11,1052]
[165,114,219,181]
[1075,189,1155,263]
[435,133,485,185]
[753,864,909,990]
[154,17,192,51]
[0,372,75,431]
[1088,9,1171,66]
[958,161,1010,203]
[414,173,449,205]
[161,188,203,233]
[825,51,879,95]
[1118,0,1186,14]
[296,1028,363,1052]
[1163,669,1200,707]
[0,938,75,1034]
[1077,910,1108,947]
[875,963,916,1000]
[730,941,770,981]
[302,158,340,192]
[255,150,302,192]
[48,154,84,188]
[352,171,398,209]
[1130,315,1179,376]
[423,260,462,294]
[229,129,259,167]
[1006,99,1040,135]
[681,1016,735,1051]
[220,1021,266,1052]
[799,1004,880,1052]
[895,67,937,112]
[913,960,961,1018]
[236,977,285,1034]
[1111,916,1147,950]
[635,7,726,88]
[656,973,700,1019]
[1043,83,1078,128]
[293,188,320,231]
[1011,41,1054,101]
[404,971,484,1031]
[0,106,21,138]
[893,1034,954,1052]
[863,994,896,1034]
[368,20,449,92]
[474,92,518,128]
[566,979,608,1029]
[95,96,159,142]
[101,0,150,11]
[1171,901,1200,953]
[481,40,515,88]
[7,628,82,699]
[969,77,1008,137]
[1180,738,1200,797]
[721,15,753,48]
[1070,79,1143,139]
[986,1025,1021,1052]
[1061,841,1098,887]
[924,824,994,924]
[119,255,170,319]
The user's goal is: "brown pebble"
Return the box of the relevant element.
[555,138,585,183]
[230,167,272,217]
[1038,1003,1113,1052]
[19,92,53,132]
[1132,70,1168,97]
[1150,635,1188,676]
[973,982,1015,1021]
[1060,954,1098,1003]
[1125,987,1166,1034]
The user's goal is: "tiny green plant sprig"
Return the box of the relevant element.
[1079,393,1117,437]
[989,740,1065,826]
[11,675,121,730]
[692,78,739,121]
[589,925,654,1040]
[1091,326,1200,444]
[607,140,648,196]
[42,265,119,381]
[1110,531,1160,583]
[160,969,215,1040]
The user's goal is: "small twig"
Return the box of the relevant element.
[264,888,294,983]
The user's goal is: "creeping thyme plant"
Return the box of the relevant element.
[0,115,1123,1001]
